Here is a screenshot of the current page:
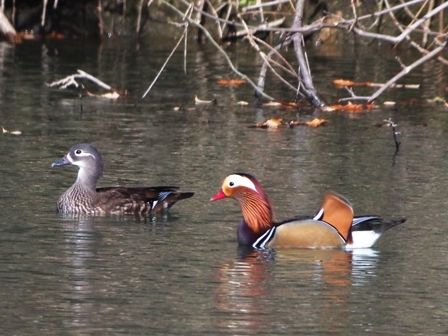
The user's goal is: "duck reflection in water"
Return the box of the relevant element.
[213,247,379,334]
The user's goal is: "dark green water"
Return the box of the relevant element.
[0,36,447,335]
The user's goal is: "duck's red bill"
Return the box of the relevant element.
[210,189,227,201]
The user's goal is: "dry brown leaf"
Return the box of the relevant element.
[263,101,282,106]
[86,91,120,99]
[305,118,329,127]
[264,118,283,128]
[249,118,284,128]
[329,101,374,112]
[216,79,246,85]
[262,101,298,108]
[2,126,21,135]
[50,32,66,39]
[195,95,217,105]
[18,32,38,40]
[333,79,361,87]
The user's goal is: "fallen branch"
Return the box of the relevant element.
[48,69,114,91]
[333,79,420,89]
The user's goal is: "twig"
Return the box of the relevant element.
[239,16,300,99]
[422,0,433,46]
[184,24,187,74]
[249,38,300,95]
[47,69,114,91]
[136,21,189,105]
[98,0,104,36]
[338,96,372,102]
[242,0,291,12]
[221,1,234,40]
[291,0,325,107]
[344,86,356,97]
[367,39,446,103]
[254,38,295,99]
[0,10,17,42]
[136,0,145,37]
[203,0,223,39]
[383,118,401,151]
[163,0,276,101]
[390,1,448,44]
[41,0,48,27]
[252,35,298,77]
[11,0,15,27]
[349,0,358,32]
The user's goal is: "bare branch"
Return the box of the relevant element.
[41,0,48,27]
[291,0,325,107]
[162,0,276,101]
[242,0,291,12]
[0,10,17,42]
[367,39,447,103]
[47,69,116,92]
[138,19,189,103]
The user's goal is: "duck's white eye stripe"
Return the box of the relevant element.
[69,151,96,160]
[226,174,257,192]
[77,152,95,158]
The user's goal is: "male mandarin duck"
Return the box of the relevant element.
[211,173,405,249]
[52,143,194,215]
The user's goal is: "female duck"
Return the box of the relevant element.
[211,173,405,249]
[52,143,194,215]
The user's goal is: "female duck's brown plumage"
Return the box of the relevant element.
[52,143,194,215]
[211,173,405,249]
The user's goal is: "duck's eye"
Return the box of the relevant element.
[75,149,82,155]
[229,181,234,187]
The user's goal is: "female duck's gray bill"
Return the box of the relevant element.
[52,155,71,167]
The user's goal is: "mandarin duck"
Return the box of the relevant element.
[211,173,405,249]
[52,143,194,215]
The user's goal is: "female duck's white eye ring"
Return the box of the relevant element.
[75,149,82,155]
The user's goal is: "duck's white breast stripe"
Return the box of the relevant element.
[313,208,324,221]
[253,227,276,249]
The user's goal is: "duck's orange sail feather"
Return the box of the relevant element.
[316,192,354,241]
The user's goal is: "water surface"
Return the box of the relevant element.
[0,37,447,335]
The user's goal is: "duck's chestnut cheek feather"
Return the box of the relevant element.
[210,189,227,201]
